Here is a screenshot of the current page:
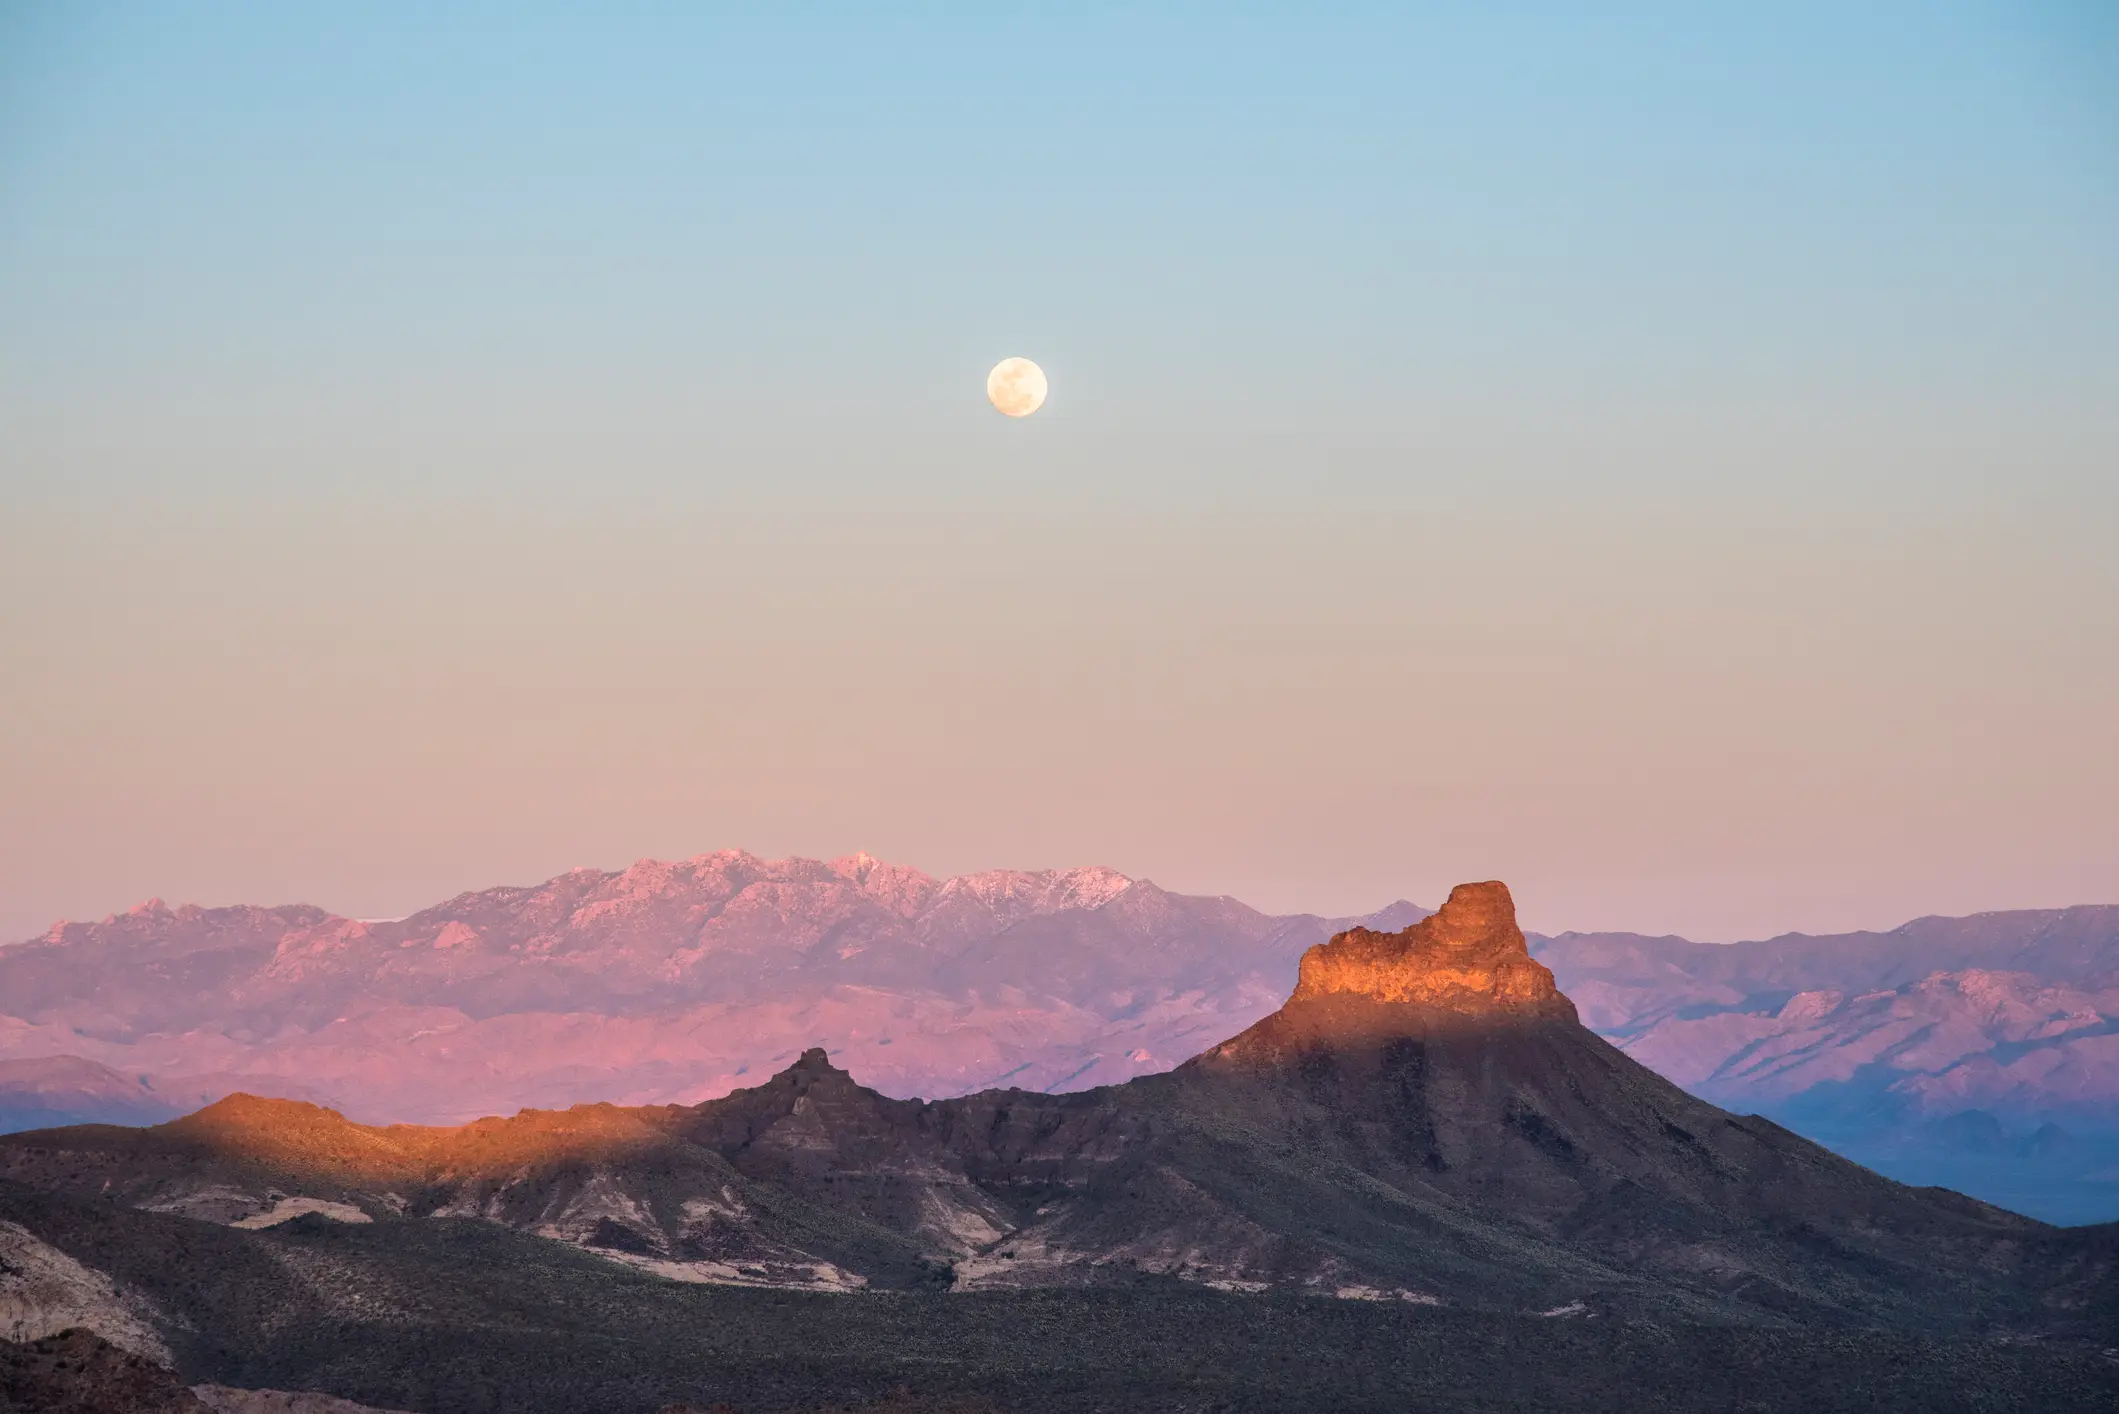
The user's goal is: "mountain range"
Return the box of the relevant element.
[3,882,2116,1411]
[0,852,1424,1125]
[3,851,2115,1221]
[1533,908,2119,1221]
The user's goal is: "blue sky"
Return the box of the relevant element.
[2,3,2115,939]
[6,3,2113,500]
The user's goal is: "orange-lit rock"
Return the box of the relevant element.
[1290,881,1571,1018]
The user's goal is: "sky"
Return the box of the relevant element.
[2,2,2115,943]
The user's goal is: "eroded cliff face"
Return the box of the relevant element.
[1289,881,1573,1020]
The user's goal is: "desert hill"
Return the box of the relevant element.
[2,883,2117,1410]
[5,883,2112,1336]
[6,1191,2113,1413]
[6,852,2116,1226]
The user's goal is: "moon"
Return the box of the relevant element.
[986,357,1048,417]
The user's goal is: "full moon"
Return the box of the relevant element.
[986,357,1048,417]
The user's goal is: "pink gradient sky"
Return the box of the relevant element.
[4,447,2113,943]
[3,6,2114,943]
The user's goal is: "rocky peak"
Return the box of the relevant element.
[744,1047,856,1101]
[1289,881,1571,1018]
[831,851,881,884]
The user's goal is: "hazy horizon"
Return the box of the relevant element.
[11,835,2115,950]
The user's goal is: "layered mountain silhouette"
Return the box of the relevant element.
[6,883,2112,1340]
[1537,907,2119,1121]
[1533,909,2119,1222]
[6,853,2117,1226]
[8,856,2113,1141]
[0,852,1426,1126]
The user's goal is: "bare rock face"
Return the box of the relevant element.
[1290,881,1572,1020]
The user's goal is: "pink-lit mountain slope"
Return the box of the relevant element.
[1532,908,2119,1128]
[1531,910,2119,1222]
[0,851,1423,1126]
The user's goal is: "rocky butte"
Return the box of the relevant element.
[1286,879,1570,1017]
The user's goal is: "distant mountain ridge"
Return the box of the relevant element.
[4,851,2115,1221]
[1531,907,2119,1123]
[1535,906,2119,1015]
[1531,909,2119,1222]
[0,850,1425,1126]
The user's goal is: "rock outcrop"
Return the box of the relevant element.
[1288,881,1572,1019]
